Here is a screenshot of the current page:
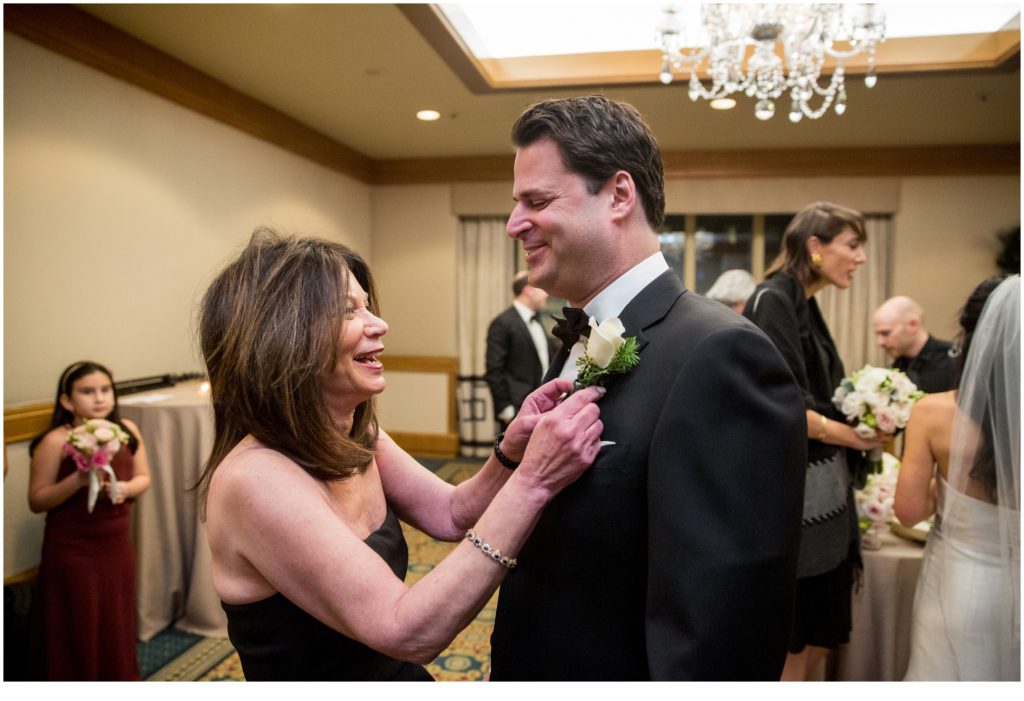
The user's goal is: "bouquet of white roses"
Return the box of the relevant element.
[63,418,129,513]
[854,452,899,548]
[832,365,924,473]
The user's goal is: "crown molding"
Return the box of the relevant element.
[5,4,1019,186]
[4,4,373,181]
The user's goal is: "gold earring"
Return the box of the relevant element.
[811,252,823,268]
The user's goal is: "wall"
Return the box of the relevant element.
[368,184,460,446]
[893,177,1020,341]
[368,184,459,356]
[3,34,373,406]
[3,34,372,578]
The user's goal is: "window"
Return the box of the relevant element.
[695,215,752,294]
[764,214,793,271]
[659,212,796,290]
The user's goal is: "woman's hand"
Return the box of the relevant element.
[813,411,886,451]
[498,379,577,462]
[847,429,885,452]
[108,480,129,504]
[513,384,605,500]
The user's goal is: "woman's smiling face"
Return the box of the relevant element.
[324,272,388,418]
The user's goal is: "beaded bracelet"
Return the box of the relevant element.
[492,431,520,470]
[465,529,518,570]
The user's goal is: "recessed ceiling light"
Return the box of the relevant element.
[710,98,736,111]
[417,110,441,121]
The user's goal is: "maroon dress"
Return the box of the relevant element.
[29,444,140,680]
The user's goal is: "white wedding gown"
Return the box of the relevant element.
[904,477,1016,680]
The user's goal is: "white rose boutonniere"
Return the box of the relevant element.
[574,317,640,391]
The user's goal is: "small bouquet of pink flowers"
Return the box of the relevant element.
[854,452,900,549]
[832,365,924,474]
[64,418,129,513]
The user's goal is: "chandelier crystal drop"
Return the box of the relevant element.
[656,4,887,121]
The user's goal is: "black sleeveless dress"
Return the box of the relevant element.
[221,505,434,681]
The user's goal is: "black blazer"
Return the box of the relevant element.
[745,272,846,465]
[484,306,556,420]
[745,272,870,489]
[489,271,807,680]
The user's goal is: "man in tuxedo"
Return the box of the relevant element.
[488,96,807,680]
[485,271,557,426]
[873,295,956,393]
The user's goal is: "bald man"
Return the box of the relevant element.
[873,296,956,393]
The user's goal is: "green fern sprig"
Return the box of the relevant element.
[574,336,640,390]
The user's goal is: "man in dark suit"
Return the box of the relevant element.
[485,271,557,426]
[488,96,807,680]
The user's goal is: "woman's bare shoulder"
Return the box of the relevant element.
[913,391,956,413]
[908,391,956,427]
[210,439,323,506]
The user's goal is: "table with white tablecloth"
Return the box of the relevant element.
[829,529,926,681]
[120,381,227,641]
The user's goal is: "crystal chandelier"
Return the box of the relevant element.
[656,4,887,121]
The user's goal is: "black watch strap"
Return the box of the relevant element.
[493,431,520,470]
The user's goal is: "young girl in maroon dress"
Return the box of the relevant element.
[27,361,151,680]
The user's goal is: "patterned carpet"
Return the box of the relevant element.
[145,457,493,681]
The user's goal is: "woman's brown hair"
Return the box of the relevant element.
[193,228,380,517]
[766,201,867,288]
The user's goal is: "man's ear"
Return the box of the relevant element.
[607,171,637,223]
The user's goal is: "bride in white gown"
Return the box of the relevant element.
[895,274,1019,681]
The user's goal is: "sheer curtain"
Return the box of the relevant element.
[456,217,515,457]
[817,215,892,374]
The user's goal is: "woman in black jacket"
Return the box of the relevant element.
[745,201,883,680]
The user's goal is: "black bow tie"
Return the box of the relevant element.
[551,307,590,347]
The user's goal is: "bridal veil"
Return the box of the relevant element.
[941,274,1020,680]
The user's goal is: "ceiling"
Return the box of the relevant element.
[69,3,1022,161]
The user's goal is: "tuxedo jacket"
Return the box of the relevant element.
[489,271,807,680]
[484,306,556,420]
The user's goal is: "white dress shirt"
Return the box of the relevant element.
[513,299,551,374]
[558,252,670,381]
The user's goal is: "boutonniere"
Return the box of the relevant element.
[574,317,640,391]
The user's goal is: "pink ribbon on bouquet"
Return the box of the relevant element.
[62,443,122,513]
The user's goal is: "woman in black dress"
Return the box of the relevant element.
[744,202,883,680]
[195,229,604,680]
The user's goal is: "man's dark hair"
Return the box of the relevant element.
[511,96,665,230]
[512,273,530,297]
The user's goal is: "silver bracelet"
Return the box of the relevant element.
[465,529,517,570]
